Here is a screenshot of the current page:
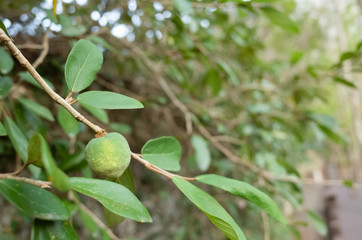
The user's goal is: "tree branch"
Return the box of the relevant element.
[0,174,51,188]
[0,28,105,136]
[32,28,50,69]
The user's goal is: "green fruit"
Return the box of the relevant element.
[85,132,131,178]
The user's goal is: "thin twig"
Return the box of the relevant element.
[33,28,50,69]
[0,28,105,136]
[69,192,121,240]
[10,162,30,176]
[65,91,73,101]
[131,152,195,181]
[70,99,78,105]
[0,174,51,188]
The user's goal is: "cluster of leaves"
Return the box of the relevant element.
[0,24,288,239]
[1,0,353,238]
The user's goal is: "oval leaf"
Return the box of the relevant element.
[18,97,54,121]
[172,177,246,240]
[69,177,152,223]
[31,220,79,240]
[65,39,103,92]
[141,136,181,171]
[196,174,286,224]
[0,76,13,99]
[0,47,14,74]
[77,91,143,110]
[0,179,69,220]
[191,135,211,172]
[4,117,28,161]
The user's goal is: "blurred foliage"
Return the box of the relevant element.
[1,0,361,239]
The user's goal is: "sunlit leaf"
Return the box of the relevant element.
[196,174,287,224]
[77,91,143,110]
[65,39,103,92]
[173,177,246,240]
[0,179,69,220]
[141,136,181,171]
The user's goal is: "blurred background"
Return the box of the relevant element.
[1,0,362,239]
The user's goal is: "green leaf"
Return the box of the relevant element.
[0,122,7,136]
[31,220,79,240]
[39,134,70,191]
[333,76,356,88]
[0,179,69,220]
[307,210,327,236]
[0,76,13,98]
[104,167,137,226]
[69,177,152,223]
[57,107,80,136]
[59,15,86,37]
[0,47,14,74]
[0,19,12,39]
[110,123,132,134]
[172,177,246,240]
[80,102,109,123]
[261,7,299,33]
[77,91,143,110]
[18,72,55,90]
[65,39,103,92]
[141,136,182,171]
[4,117,28,161]
[191,135,211,172]
[18,98,54,121]
[196,174,287,224]
[173,0,194,15]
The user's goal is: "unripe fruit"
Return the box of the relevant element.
[85,132,131,178]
